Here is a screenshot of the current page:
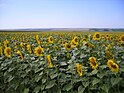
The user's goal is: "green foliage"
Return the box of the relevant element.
[0,32,124,93]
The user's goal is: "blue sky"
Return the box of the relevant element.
[0,0,124,29]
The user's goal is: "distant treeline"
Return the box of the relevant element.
[90,28,124,32]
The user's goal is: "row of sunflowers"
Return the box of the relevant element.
[0,31,124,93]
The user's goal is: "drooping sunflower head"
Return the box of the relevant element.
[36,34,39,41]
[89,57,98,69]
[17,50,24,60]
[93,32,101,41]
[48,36,54,44]
[76,63,83,77]
[71,39,78,48]
[0,46,3,56]
[107,60,119,73]
[88,43,94,48]
[26,44,32,54]
[73,36,78,43]
[47,55,54,68]
[34,46,44,56]
[4,47,11,58]
[120,35,124,42]
[65,43,71,51]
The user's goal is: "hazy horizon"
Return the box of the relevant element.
[0,0,124,29]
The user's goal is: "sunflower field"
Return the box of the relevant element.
[0,31,124,93]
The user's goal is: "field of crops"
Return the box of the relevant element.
[0,31,124,93]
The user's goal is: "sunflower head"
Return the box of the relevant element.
[0,46,3,56]
[88,43,94,48]
[34,46,44,56]
[76,64,83,76]
[47,55,54,68]
[17,50,24,60]
[93,32,101,41]
[65,43,71,51]
[48,36,54,44]
[4,47,11,58]
[89,57,98,69]
[107,60,119,73]
[36,34,39,41]
[27,44,32,54]
[71,39,78,48]
[73,36,78,42]
[120,35,124,42]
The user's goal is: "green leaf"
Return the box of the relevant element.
[50,73,58,79]
[35,67,44,73]
[8,67,15,72]
[97,72,105,78]
[80,54,87,59]
[100,65,107,69]
[42,78,46,84]
[78,85,85,93]
[60,62,67,66]
[63,83,72,91]
[41,85,45,90]
[91,70,98,75]
[121,56,124,59]
[72,49,80,56]
[92,78,100,86]
[111,77,121,86]
[101,84,109,93]
[45,80,56,89]
[34,86,41,93]
[35,75,42,82]
[8,75,14,82]
[83,81,89,88]
[24,88,29,93]
[39,71,43,76]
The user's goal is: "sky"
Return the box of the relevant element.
[0,0,124,29]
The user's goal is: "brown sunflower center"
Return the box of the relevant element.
[7,49,11,55]
[50,37,53,41]
[91,61,96,66]
[67,44,71,48]
[74,38,78,42]
[121,36,124,41]
[37,48,42,54]
[96,34,100,38]
[121,43,124,47]
[111,64,117,69]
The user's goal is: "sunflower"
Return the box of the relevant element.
[17,50,24,60]
[73,36,78,42]
[4,40,9,48]
[71,39,78,48]
[0,46,3,56]
[48,36,54,44]
[73,37,79,45]
[27,44,32,54]
[93,32,101,41]
[89,57,98,69]
[120,35,124,42]
[4,47,11,58]
[34,46,44,56]
[107,60,119,73]
[76,64,83,76]
[36,34,40,42]
[47,55,53,68]
[54,46,59,50]
[64,43,71,51]
[120,42,124,47]
[88,43,94,48]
